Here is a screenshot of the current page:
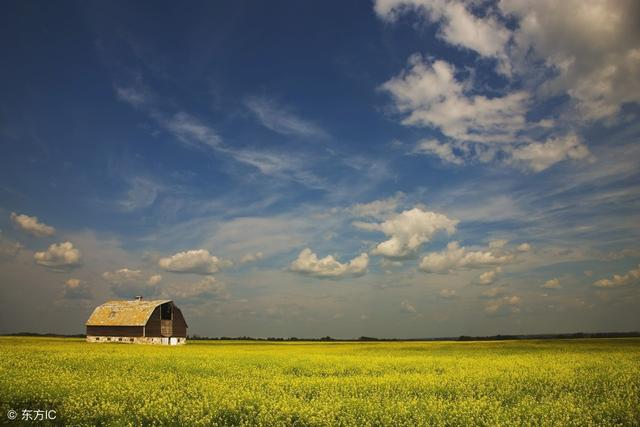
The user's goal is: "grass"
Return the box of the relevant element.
[0,337,639,426]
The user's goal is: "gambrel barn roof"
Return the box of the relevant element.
[86,299,172,326]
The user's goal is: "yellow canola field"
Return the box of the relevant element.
[0,337,639,426]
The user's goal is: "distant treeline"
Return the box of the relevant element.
[188,331,640,342]
[3,331,640,342]
[2,332,86,338]
[455,332,640,341]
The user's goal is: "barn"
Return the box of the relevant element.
[85,297,188,345]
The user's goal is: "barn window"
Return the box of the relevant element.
[161,303,172,320]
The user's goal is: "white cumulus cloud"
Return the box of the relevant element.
[381,55,528,144]
[161,276,230,301]
[289,248,369,278]
[147,274,163,285]
[377,0,640,121]
[0,234,22,258]
[375,0,511,68]
[439,288,457,299]
[542,278,561,289]
[355,207,458,258]
[240,252,265,264]
[374,0,636,173]
[419,241,514,273]
[517,243,532,252]
[63,278,91,300]
[484,295,521,315]
[499,0,640,120]
[593,265,640,288]
[478,267,502,285]
[102,268,161,298]
[11,212,55,237]
[102,268,143,284]
[34,241,81,270]
[489,240,508,249]
[158,249,232,275]
[507,134,592,172]
[481,287,505,299]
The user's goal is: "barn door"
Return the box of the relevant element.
[160,303,173,337]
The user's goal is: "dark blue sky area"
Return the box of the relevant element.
[1,0,638,337]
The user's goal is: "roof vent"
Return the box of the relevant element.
[135,295,143,301]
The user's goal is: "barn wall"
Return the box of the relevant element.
[172,305,188,337]
[86,325,143,337]
[144,306,162,337]
[86,302,187,339]
[86,336,186,345]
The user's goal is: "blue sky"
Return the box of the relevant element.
[1,0,639,337]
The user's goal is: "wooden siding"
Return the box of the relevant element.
[86,325,143,337]
[144,306,162,337]
[172,306,188,337]
[143,302,187,337]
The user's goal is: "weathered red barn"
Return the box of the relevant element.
[85,297,188,345]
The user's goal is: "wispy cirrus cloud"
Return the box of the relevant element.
[245,96,328,139]
[115,176,164,212]
[114,83,328,189]
[160,111,222,150]
[224,148,328,189]
[115,82,221,151]
[349,192,404,220]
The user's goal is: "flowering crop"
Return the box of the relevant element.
[0,337,639,426]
